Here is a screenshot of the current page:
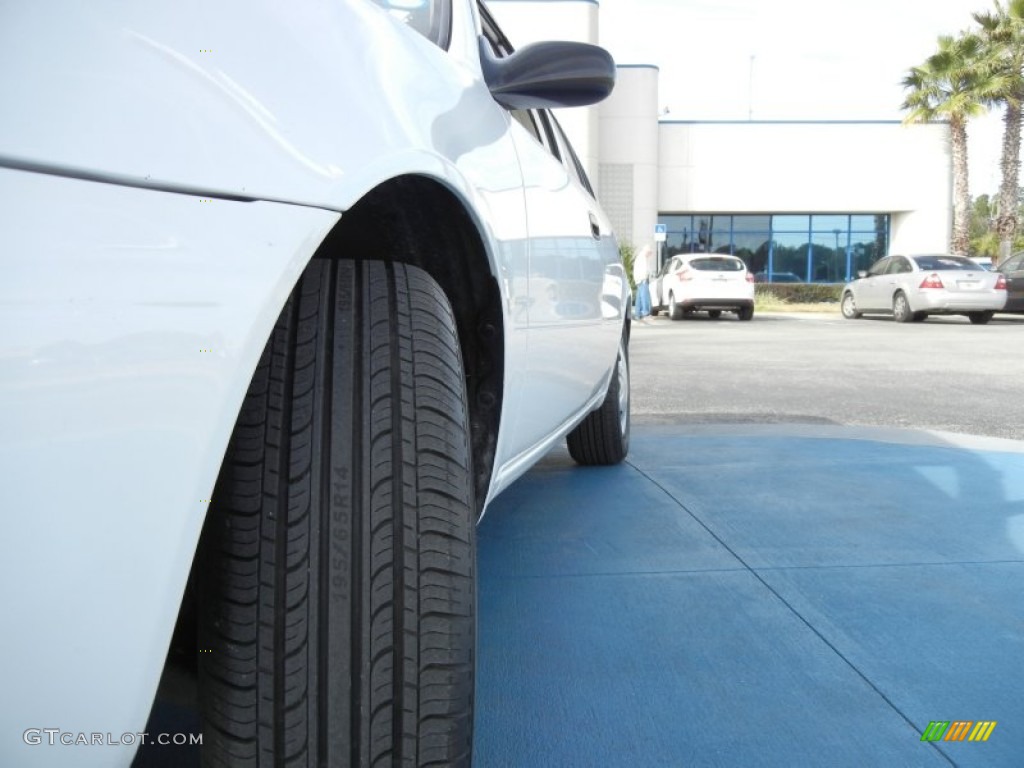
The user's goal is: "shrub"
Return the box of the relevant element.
[620,244,636,293]
[754,283,842,304]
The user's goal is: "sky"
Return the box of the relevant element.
[597,0,1007,197]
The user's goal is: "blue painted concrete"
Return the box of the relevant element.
[475,425,1024,767]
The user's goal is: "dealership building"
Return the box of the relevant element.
[489,0,953,282]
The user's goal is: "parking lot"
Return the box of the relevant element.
[475,310,1024,767]
[631,310,1024,440]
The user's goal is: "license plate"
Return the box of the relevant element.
[957,280,980,289]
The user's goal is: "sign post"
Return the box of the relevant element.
[654,224,667,272]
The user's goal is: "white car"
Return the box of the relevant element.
[0,2,629,766]
[652,253,756,320]
[840,254,1007,324]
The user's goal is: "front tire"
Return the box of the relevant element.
[840,292,861,319]
[567,334,630,465]
[708,309,722,319]
[198,260,476,768]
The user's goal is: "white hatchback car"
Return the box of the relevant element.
[653,253,756,320]
[0,2,629,766]
[841,254,1007,324]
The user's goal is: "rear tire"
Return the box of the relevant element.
[567,334,630,465]
[893,291,913,323]
[708,309,722,319]
[198,260,476,768]
[737,305,754,321]
[668,293,683,320]
[969,311,994,325]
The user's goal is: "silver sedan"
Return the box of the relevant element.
[840,254,1007,324]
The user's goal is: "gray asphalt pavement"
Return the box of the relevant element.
[630,310,1024,440]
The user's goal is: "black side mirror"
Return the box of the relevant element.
[479,38,615,109]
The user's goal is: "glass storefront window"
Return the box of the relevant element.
[809,229,846,282]
[694,216,715,252]
[657,213,890,282]
[733,232,770,274]
[811,214,849,232]
[772,215,810,233]
[661,215,693,257]
[732,215,770,232]
[771,233,809,281]
[850,232,885,275]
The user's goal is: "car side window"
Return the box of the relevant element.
[547,114,596,197]
[886,257,911,275]
[511,110,542,143]
[867,257,890,277]
[370,0,451,47]
[1002,255,1024,273]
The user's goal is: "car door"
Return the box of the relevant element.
[884,256,914,307]
[999,254,1024,311]
[514,109,622,448]
[480,7,625,454]
[652,256,675,309]
[854,256,891,310]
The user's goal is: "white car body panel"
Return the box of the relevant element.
[506,125,622,453]
[0,170,338,767]
[1,1,478,212]
[0,2,626,764]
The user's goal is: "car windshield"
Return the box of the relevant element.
[912,255,978,271]
[689,257,743,271]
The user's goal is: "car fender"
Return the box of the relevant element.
[0,0,509,217]
[0,169,340,767]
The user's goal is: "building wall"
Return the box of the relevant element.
[597,65,659,249]
[655,121,952,254]
[485,2,954,258]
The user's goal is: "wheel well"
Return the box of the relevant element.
[315,175,503,515]
[152,176,502,719]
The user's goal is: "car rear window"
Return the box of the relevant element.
[689,257,744,271]
[912,255,978,271]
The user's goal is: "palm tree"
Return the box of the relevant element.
[902,32,993,256]
[974,0,1024,265]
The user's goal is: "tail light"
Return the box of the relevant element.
[919,273,944,289]
[676,268,692,281]
[745,272,755,283]
[995,273,1008,290]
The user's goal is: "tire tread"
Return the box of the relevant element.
[199,260,474,767]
